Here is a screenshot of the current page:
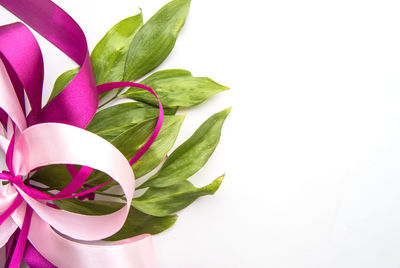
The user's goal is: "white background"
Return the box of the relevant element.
[2,0,400,267]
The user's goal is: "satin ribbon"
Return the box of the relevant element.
[0,0,165,267]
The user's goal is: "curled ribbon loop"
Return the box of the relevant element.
[0,0,164,267]
[1,0,98,129]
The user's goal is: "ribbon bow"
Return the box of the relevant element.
[0,0,163,267]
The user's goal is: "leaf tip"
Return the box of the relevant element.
[209,174,225,194]
[132,7,143,17]
[217,174,225,182]
[172,113,186,121]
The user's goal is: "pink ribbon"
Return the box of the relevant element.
[0,0,164,267]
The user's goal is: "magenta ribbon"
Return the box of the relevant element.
[0,0,164,267]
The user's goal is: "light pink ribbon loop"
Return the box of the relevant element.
[12,123,134,241]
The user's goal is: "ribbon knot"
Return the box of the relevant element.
[0,172,17,183]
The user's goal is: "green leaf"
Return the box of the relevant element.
[133,175,224,217]
[132,115,185,178]
[53,199,177,240]
[31,162,114,191]
[106,207,177,241]
[30,164,116,192]
[86,102,161,141]
[49,12,144,103]
[87,102,177,141]
[121,69,229,108]
[30,164,72,190]
[139,108,230,189]
[30,163,117,192]
[124,0,190,81]
[91,12,143,85]
[113,115,184,162]
[86,115,185,185]
[48,68,79,103]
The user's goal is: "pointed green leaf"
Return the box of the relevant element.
[86,115,185,186]
[113,115,184,161]
[121,69,229,108]
[30,164,72,190]
[133,175,224,217]
[86,102,162,141]
[87,102,177,141]
[48,68,79,103]
[132,115,185,178]
[139,108,230,189]
[105,207,177,241]
[91,12,143,84]
[124,0,190,81]
[53,199,177,240]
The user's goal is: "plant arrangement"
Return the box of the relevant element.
[30,0,230,241]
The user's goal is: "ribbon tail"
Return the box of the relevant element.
[4,229,18,268]
[8,205,32,268]
[23,241,56,268]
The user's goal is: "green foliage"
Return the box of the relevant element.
[33,0,229,238]
[87,102,163,141]
[121,69,229,108]
[31,164,72,190]
[91,12,143,84]
[139,108,231,189]
[133,175,224,217]
[123,0,191,81]
[48,68,79,103]
[86,115,185,186]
